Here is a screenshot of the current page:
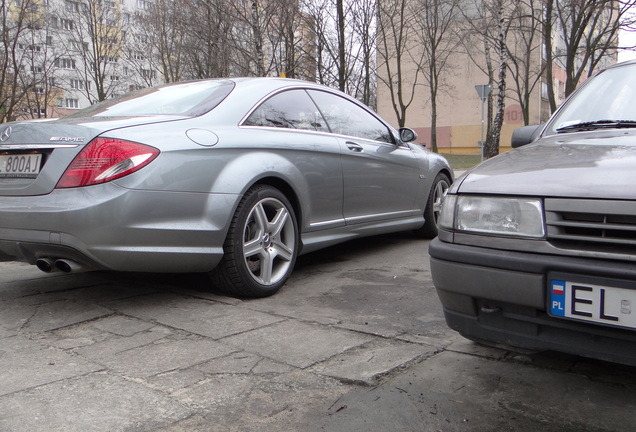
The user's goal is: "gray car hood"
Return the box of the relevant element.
[456,130,636,200]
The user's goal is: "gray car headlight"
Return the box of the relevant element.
[439,195,545,238]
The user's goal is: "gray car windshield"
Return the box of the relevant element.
[64,80,235,118]
[548,64,636,135]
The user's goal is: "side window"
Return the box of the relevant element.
[243,89,329,132]
[308,90,394,143]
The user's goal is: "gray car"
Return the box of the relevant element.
[0,78,452,297]
[430,60,636,365]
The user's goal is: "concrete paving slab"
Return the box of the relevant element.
[195,351,265,375]
[174,371,346,431]
[19,299,112,333]
[310,339,439,385]
[91,314,156,336]
[96,337,237,378]
[247,263,453,341]
[221,320,373,369]
[445,337,510,360]
[0,299,37,332]
[0,271,114,301]
[0,327,14,339]
[0,373,193,432]
[105,292,285,339]
[154,414,221,432]
[145,369,209,395]
[0,335,102,397]
[73,325,173,359]
[300,350,636,432]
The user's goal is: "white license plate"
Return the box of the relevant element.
[0,154,42,178]
[550,279,636,330]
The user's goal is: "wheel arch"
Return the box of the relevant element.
[251,176,303,232]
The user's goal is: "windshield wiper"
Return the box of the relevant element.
[556,119,636,133]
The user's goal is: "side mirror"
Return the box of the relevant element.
[511,124,543,148]
[399,127,418,143]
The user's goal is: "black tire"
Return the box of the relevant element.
[416,172,451,239]
[210,185,299,298]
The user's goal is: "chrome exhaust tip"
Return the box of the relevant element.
[55,259,83,273]
[36,258,58,273]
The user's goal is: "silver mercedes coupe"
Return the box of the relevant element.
[0,78,452,297]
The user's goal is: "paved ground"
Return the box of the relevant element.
[1,233,636,431]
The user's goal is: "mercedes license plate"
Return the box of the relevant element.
[550,279,636,330]
[0,153,42,178]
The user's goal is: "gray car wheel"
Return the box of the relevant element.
[417,172,451,238]
[211,185,298,297]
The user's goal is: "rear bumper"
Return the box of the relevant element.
[0,184,238,272]
[429,237,636,366]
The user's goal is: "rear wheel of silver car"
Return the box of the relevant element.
[211,185,298,298]
[417,172,451,238]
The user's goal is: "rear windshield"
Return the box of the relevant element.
[64,80,235,119]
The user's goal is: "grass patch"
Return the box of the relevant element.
[439,153,482,170]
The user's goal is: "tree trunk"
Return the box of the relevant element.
[336,0,346,91]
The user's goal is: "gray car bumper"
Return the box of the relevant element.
[429,237,636,366]
[0,184,238,273]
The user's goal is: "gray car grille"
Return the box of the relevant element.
[545,198,636,255]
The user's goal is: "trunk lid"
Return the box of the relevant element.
[0,115,184,196]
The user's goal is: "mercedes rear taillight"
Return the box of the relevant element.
[56,137,159,188]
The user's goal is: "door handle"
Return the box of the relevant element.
[346,141,363,152]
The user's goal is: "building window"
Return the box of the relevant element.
[65,98,79,109]
[34,87,45,94]
[55,58,76,69]
[541,82,549,101]
[57,98,64,107]
[110,75,120,81]
[30,66,44,73]
[61,19,74,31]
[65,0,79,11]
[48,77,56,86]
[137,0,152,10]
[71,79,91,90]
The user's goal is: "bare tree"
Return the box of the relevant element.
[17,22,59,119]
[461,0,517,158]
[302,0,375,102]
[544,0,636,112]
[348,0,376,106]
[128,0,181,85]
[266,0,316,80]
[0,0,46,121]
[377,0,424,127]
[53,0,127,102]
[505,0,545,125]
[411,0,461,152]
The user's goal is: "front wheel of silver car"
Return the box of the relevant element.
[211,185,299,298]
[416,172,451,239]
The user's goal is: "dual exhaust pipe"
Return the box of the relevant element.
[36,258,84,274]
